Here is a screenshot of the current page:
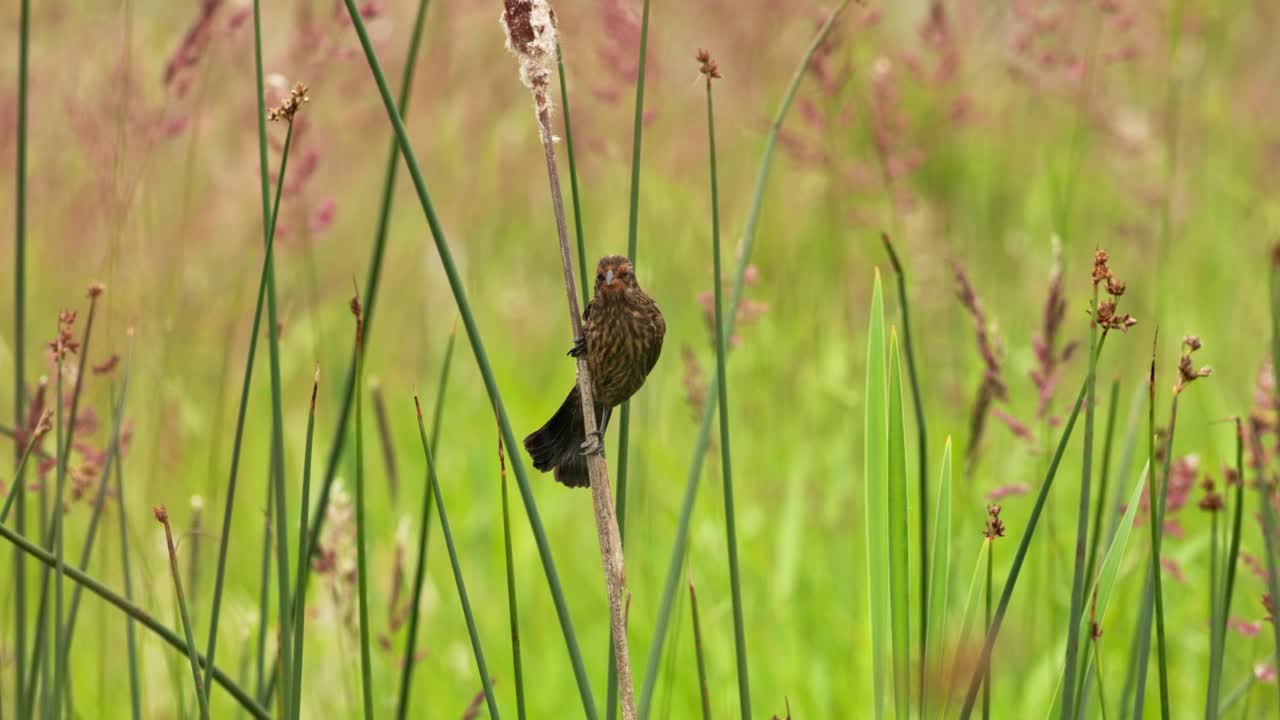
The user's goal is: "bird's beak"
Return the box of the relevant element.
[605,268,616,285]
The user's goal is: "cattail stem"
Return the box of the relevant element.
[555,42,589,307]
[534,95,636,720]
[157,507,210,719]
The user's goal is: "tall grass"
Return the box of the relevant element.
[11,1,30,715]
[156,505,210,719]
[289,369,319,716]
[498,429,527,720]
[689,577,712,720]
[922,439,951,715]
[340,1,599,714]
[864,272,889,719]
[351,296,374,720]
[637,8,852,715]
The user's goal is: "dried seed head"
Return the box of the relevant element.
[87,282,106,300]
[696,49,722,80]
[984,503,1006,539]
[1175,335,1211,393]
[153,505,169,523]
[1090,248,1137,332]
[501,0,558,121]
[267,82,310,122]
[48,310,81,361]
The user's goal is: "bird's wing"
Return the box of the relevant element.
[643,310,665,376]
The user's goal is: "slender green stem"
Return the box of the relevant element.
[958,336,1108,718]
[1207,421,1245,715]
[413,397,500,718]
[1149,392,1177,720]
[11,0,29,711]
[112,381,143,720]
[353,310,374,720]
[702,65,751,720]
[253,475,273,704]
[1266,247,1280,712]
[880,233,928,705]
[983,540,992,720]
[609,1,651,713]
[1084,379,1121,604]
[290,372,319,718]
[293,0,433,633]
[499,432,527,720]
[689,579,712,720]
[158,508,210,719]
[395,329,455,719]
[341,2,598,714]
[638,8,851,715]
[555,43,589,306]
[49,345,65,720]
[1062,300,1101,720]
[0,424,41,524]
[0,522,268,718]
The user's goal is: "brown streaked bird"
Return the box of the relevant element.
[524,255,666,488]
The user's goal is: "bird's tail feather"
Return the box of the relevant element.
[523,385,594,488]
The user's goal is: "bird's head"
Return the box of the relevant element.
[593,255,639,300]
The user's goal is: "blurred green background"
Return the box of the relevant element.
[2,0,1279,716]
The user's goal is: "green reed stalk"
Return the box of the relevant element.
[111,383,143,720]
[880,234,929,704]
[352,303,374,720]
[1206,420,1245,716]
[983,538,993,720]
[0,521,268,718]
[341,2,598,714]
[556,43,589,305]
[1265,248,1280,711]
[958,336,1108,719]
[11,2,29,713]
[1149,364,1175,720]
[253,474,273,704]
[499,432,527,720]
[202,9,304,701]
[0,418,43,523]
[1083,379,1120,604]
[608,0,651,713]
[413,396,501,718]
[395,331,456,719]
[637,8,851,716]
[702,57,751,720]
[157,507,210,719]
[864,275,889,720]
[1061,296,1100,720]
[295,0,432,626]
[689,579,712,720]
[290,371,319,718]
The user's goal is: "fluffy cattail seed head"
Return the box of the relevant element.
[501,0,558,126]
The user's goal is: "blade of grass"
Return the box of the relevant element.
[156,506,210,719]
[1083,379,1121,610]
[923,438,952,716]
[295,0,433,633]
[555,42,589,306]
[343,3,599,714]
[1148,340,1174,720]
[253,473,273,704]
[498,429,526,720]
[111,380,143,720]
[351,299,375,720]
[983,533,993,720]
[864,272,889,720]
[940,540,992,719]
[290,369,320,717]
[413,395,500,718]
[0,412,46,524]
[882,234,929,702]
[11,0,30,712]
[888,329,911,718]
[1206,420,1245,715]
[395,329,456,719]
[0,521,268,718]
[701,55,751,720]
[1061,295,1101,720]
[958,335,1109,718]
[202,44,303,710]
[637,7,852,716]
[689,577,712,720]
[1265,246,1280,711]
[608,0,652,713]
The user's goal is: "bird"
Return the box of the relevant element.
[524,255,666,488]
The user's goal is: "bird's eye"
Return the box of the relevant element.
[596,273,604,282]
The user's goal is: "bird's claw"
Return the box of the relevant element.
[580,430,605,457]
[568,335,587,358]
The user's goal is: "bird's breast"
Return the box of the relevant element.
[584,296,662,407]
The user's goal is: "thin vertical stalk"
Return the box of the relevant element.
[344,1,598,713]
[157,507,210,719]
[352,302,374,720]
[983,541,993,720]
[958,337,1109,718]
[1206,421,1245,715]
[253,474,273,704]
[881,234,929,706]
[1265,246,1280,711]
[702,56,750,720]
[555,43,589,306]
[1084,379,1121,599]
[0,417,44,523]
[112,385,143,720]
[1147,361,1173,720]
[689,579,712,720]
[11,3,30,712]
[49,338,66,720]
[609,0,651,712]
[0,522,267,718]
[498,431,527,720]
[413,397,500,718]
[1061,297,1101,720]
[296,0,432,625]
[395,330,456,719]
[290,370,320,718]
[638,7,852,716]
